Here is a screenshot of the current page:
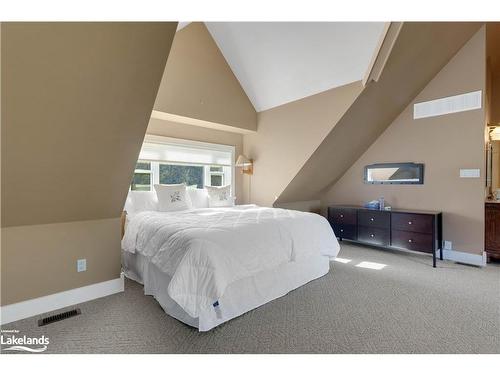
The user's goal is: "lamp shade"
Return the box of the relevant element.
[491,127,500,141]
[236,155,252,167]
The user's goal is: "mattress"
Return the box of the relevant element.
[122,250,330,331]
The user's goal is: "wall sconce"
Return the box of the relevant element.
[236,155,253,175]
[490,126,500,141]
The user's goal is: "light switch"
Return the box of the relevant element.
[459,169,480,178]
[77,259,87,272]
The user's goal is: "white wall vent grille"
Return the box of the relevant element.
[413,90,482,120]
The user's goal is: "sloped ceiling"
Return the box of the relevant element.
[1,22,177,227]
[205,22,386,111]
[154,22,257,132]
[276,22,483,204]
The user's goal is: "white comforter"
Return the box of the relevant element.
[122,205,339,318]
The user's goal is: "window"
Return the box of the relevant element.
[131,162,152,191]
[131,162,229,190]
[210,174,223,187]
[208,166,224,187]
[130,136,235,193]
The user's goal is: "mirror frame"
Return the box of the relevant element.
[364,162,424,185]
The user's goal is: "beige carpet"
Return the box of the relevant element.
[2,243,499,354]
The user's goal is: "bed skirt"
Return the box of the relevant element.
[122,251,330,331]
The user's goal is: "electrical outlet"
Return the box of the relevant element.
[459,169,480,178]
[77,259,87,272]
[443,241,452,250]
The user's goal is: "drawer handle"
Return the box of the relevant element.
[408,221,412,225]
[408,239,413,243]
[370,218,374,221]
[340,214,344,218]
[340,229,344,232]
[370,234,375,238]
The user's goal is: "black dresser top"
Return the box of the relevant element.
[329,205,442,216]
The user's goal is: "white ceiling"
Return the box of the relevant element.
[205,22,386,112]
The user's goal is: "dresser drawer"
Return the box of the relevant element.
[332,224,357,240]
[391,230,434,253]
[392,213,434,233]
[358,210,390,229]
[358,226,390,247]
[329,207,357,225]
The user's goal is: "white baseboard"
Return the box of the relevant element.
[0,274,124,325]
[438,249,486,267]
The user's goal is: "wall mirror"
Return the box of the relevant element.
[364,163,424,185]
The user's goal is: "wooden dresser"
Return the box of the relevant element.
[328,205,443,267]
[485,202,500,261]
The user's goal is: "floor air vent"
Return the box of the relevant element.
[38,308,81,326]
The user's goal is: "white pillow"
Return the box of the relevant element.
[187,187,209,209]
[154,183,192,212]
[124,191,159,215]
[205,185,235,208]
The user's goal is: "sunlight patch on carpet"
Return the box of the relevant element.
[355,261,387,270]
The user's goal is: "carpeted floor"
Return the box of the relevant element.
[2,243,499,354]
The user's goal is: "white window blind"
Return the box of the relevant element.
[139,141,233,166]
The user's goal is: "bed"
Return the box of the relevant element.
[121,190,340,331]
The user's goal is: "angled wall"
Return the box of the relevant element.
[154,22,257,132]
[276,22,483,204]
[322,27,486,255]
[243,81,363,206]
[1,23,177,305]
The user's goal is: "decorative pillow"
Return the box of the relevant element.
[205,185,235,208]
[154,183,192,212]
[187,186,209,209]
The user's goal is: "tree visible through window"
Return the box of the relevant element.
[159,164,204,188]
[130,161,229,191]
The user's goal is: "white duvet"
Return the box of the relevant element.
[122,205,339,318]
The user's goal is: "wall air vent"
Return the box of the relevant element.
[413,90,482,120]
[38,308,81,326]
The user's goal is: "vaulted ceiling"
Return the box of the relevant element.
[204,22,387,111]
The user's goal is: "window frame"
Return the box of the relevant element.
[205,166,225,187]
[131,136,235,195]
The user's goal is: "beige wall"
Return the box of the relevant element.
[277,23,482,205]
[275,200,322,213]
[154,22,257,132]
[2,23,176,227]
[2,219,121,305]
[322,27,486,255]
[1,23,177,305]
[146,118,245,204]
[243,81,363,206]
